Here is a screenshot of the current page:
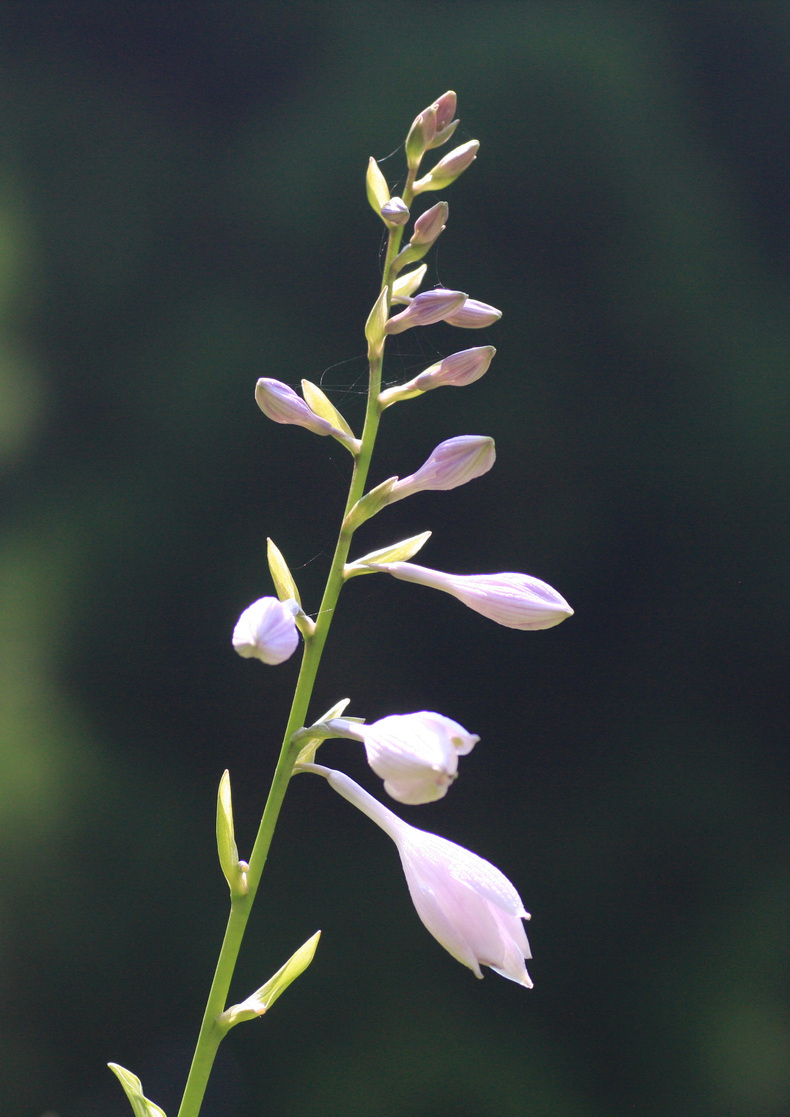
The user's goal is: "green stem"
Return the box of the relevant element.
[176,175,421,1117]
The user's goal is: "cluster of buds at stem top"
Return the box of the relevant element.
[369,562,574,631]
[379,346,496,407]
[232,596,300,664]
[405,90,459,170]
[327,711,479,804]
[310,766,532,986]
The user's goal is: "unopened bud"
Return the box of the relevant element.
[388,436,495,502]
[385,289,466,334]
[414,141,479,193]
[378,346,495,408]
[444,298,502,328]
[380,197,410,226]
[232,596,300,664]
[256,379,336,436]
[411,201,448,246]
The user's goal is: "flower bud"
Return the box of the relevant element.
[410,201,448,246]
[406,92,459,168]
[232,596,300,665]
[375,563,573,631]
[321,768,533,985]
[431,90,458,138]
[380,197,410,226]
[388,436,495,503]
[385,289,467,334]
[444,298,502,328]
[255,378,336,436]
[414,140,479,193]
[356,711,478,804]
[378,346,496,408]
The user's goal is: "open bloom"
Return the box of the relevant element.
[387,436,495,504]
[337,711,478,804]
[323,768,532,985]
[374,562,573,630]
[232,596,299,665]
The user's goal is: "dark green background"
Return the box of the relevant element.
[1,3,788,1115]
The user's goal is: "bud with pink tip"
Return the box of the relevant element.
[384,289,467,335]
[319,767,533,985]
[444,298,502,328]
[414,141,479,193]
[373,562,573,631]
[410,201,448,245]
[388,436,495,503]
[232,597,300,665]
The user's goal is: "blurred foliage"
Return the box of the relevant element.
[1,2,789,1116]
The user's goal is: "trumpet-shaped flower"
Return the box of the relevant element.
[332,711,478,804]
[232,596,299,665]
[388,436,495,503]
[375,562,573,630]
[321,768,532,985]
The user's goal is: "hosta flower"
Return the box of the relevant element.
[388,436,495,503]
[255,379,342,437]
[385,289,467,334]
[323,768,532,985]
[339,711,478,804]
[374,562,573,630]
[232,596,299,665]
[444,298,502,328]
[412,345,496,390]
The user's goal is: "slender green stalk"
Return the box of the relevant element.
[176,196,413,1117]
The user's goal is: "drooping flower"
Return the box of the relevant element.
[387,436,495,504]
[232,596,300,665]
[330,711,478,804]
[321,768,532,985]
[372,562,573,630]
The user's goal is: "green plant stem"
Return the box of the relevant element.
[176,176,418,1117]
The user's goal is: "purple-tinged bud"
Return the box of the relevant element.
[433,90,457,134]
[381,197,410,226]
[405,105,437,170]
[378,346,496,408]
[255,378,337,436]
[388,436,495,503]
[410,201,448,245]
[414,140,480,193]
[232,596,300,665]
[444,298,502,329]
[375,562,574,631]
[385,289,467,334]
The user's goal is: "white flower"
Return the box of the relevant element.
[359,711,478,804]
[323,768,532,986]
[377,561,573,630]
[232,596,299,665]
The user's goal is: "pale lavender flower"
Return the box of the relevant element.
[388,436,495,503]
[385,289,467,335]
[345,711,478,804]
[255,379,338,437]
[374,562,573,630]
[232,596,299,665]
[444,298,502,328]
[323,768,532,985]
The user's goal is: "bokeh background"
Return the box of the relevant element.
[1,3,789,1115]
